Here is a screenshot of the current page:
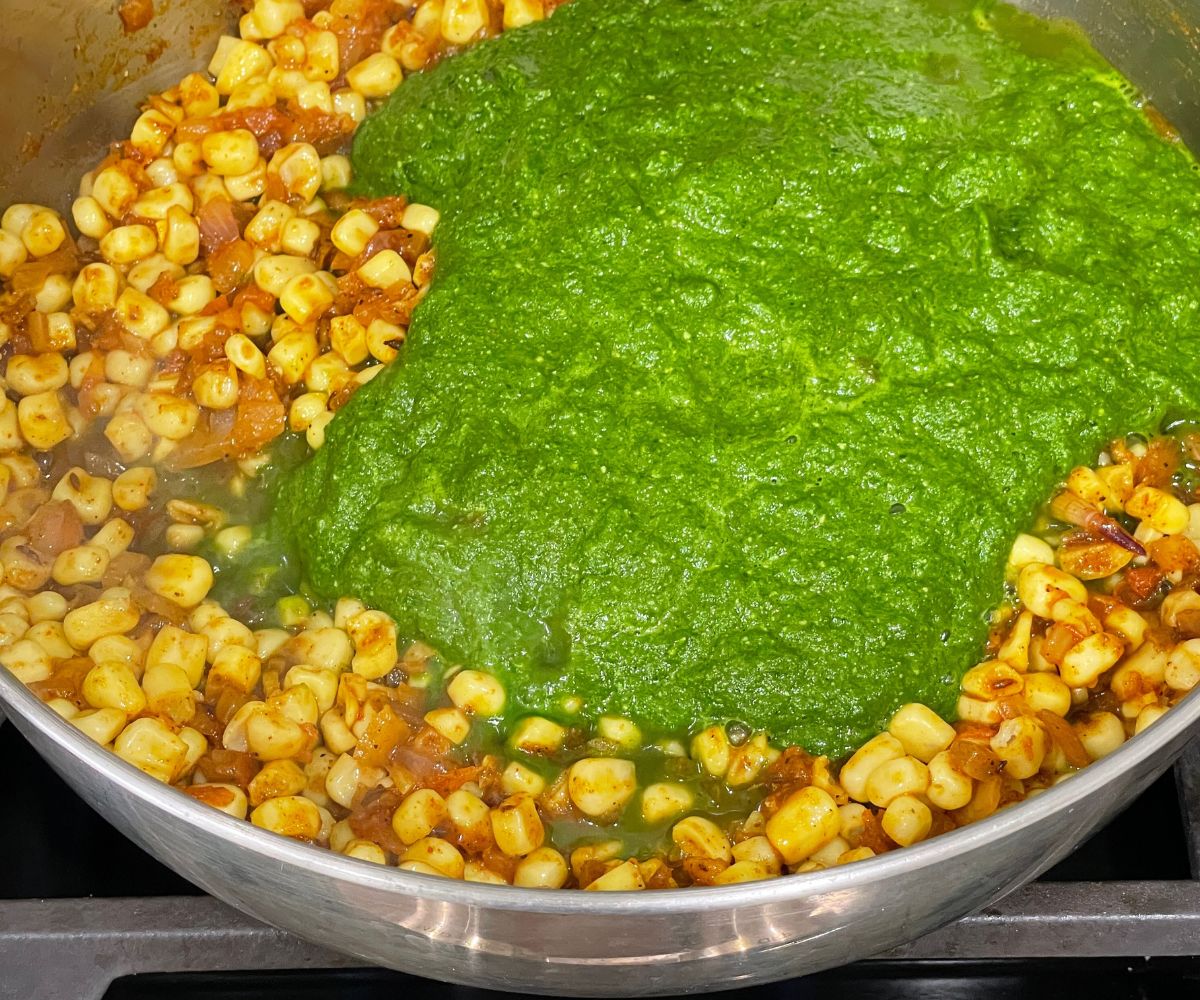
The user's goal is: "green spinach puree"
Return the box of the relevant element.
[275,0,1200,756]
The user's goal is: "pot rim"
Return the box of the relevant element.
[2,663,1197,916]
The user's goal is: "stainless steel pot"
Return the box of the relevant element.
[2,1,1200,994]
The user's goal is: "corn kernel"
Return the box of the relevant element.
[447,668,506,715]
[114,717,188,782]
[765,786,841,865]
[567,757,637,820]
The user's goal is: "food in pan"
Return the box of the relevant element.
[0,0,1197,889]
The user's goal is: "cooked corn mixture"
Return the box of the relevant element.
[0,0,1195,889]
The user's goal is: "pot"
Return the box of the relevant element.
[1,1,1199,994]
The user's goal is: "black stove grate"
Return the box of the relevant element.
[2,721,1199,1000]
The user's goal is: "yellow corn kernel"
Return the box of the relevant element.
[115,287,171,340]
[1166,638,1200,692]
[501,760,546,797]
[305,409,333,451]
[245,200,296,250]
[765,786,841,865]
[0,639,51,684]
[865,755,930,808]
[990,716,1049,779]
[131,182,193,220]
[346,52,404,98]
[20,208,66,258]
[248,759,308,807]
[1134,704,1169,735]
[961,660,1025,701]
[447,668,506,715]
[955,693,1004,725]
[402,837,465,879]
[331,208,379,257]
[251,794,322,839]
[341,839,386,864]
[279,273,335,325]
[68,707,126,745]
[147,624,208,687]
[0,230,29,279]
[490,792,545,857]
[503,0,544,28]
[324,753,374,808]
[290,626,354,673]
[143,554,215,609]
[186,782,249,819]
[224,161,268,202]
[34,273,73,313]
[28,591,67,624]
[176,726,208,781]
[401,202,440,236]
[192,362,240,411]
[73,263,123,312]
[1127,485,1189,535]
[7,353,69,396]
[839,732,904,804]
[51,544,110,586]
[129,108,176,158]
[114,717,188,783]
[225,333,269,380]
[1017,561,1088,617]
[672,815,732,862]
[584,858,645,892]
[365,318,404,363]
[100,224,158,266]
[392,788,447,845]
[72,196,111,239]
[509,715,567,755]
[51,467,113,525]
[321,151,356,188]
[1060,631,1125,688]
[513,846,568,888]
[302,30,340,81]
[304,353,351,394]
[887,703,956,762]
[1023,671,1073,717]
[265,328,319,385]
[206,644,262,695]
[270,683,319,728]
[424,706,471,744]
[267,143,322,204]
[284,665,339,714]
[17,391,71,450]
[280,217,320,256]
[345,609,398,680]
[359,249,412,289]
[881,794,933,847]
[567,757,637,820]
[163,275,215,317]
[690,724,731,778]
[1073,711,1126,760]
[1006,533,1056,581]
[211,38,274,94]
[142,663,196,726]
[732,835,782,873]
[63,591,140,650]
[245,706,310,761]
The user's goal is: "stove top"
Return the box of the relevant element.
[3,720,1199,999]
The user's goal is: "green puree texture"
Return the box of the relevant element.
[276,0,1200,756]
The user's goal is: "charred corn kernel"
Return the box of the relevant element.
[70,706,128,744]
[175,316,214,353]
[500,761,546,797]
[584,859,645,891]
[839,732,904,803]
[491,792,545,857]
[186,783,249,819]
[765,786,841,865]
[401,202,440,236]
[28,591,67,624]
[597,715,642,750]
[7,354,69,396]
[114,717,187,782]
[21,208,66,257]
[392,788,447,846]
[248,759,307,807]
[63,592,139,650]
[513,846,568,888]
[246,707,309,761]
[1071,711,1126,762]
[1166,638,1200,692]
[147,624,208,687]
[365,318,404,363]
[1127,485,1189,535]
[503,0,544,29]
[345,609,398,680]
[888,703,956,762]
[1135,704,1169,735]
[51,544,110,586]
[192,362,240,410]
[225,333,269,380]
[0,639,51,684]
[691,724,731,777]
[280,217,320,256]
[72,196,111,239]
[881,794,933,847]
[1007,534,1056,580]
[403,838,465,879]
[346,52,403,98]
[137,393,199,440]
[423,706,471,744]
[0,230,28,277]
[331,209,379,257]
[224,161,267,202]
[990,716,1049,779]
[509,715,567,755]
[446,669,506,716]
[73,263,123,311]
[1060,631,1125,688]
[1017,562,1088,617]
[321,151,355,189]
[143,554,214,609]
[17,391,71,449]
[206,644,262,695]
[115,287,171,340]
[671,815,732,862]
[359,249,412,289]
[268,143,322,203]
[101,225,158,266]
[52,468,113,525]
[82,661,147,716]
[1023,672,1073,717]
[251,794,322,839]
[142,663,196,725]
[568,757,637,820]
[279,273,334,325]
[865,755,930,807]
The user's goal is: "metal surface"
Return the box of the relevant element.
[3,0,1200,996]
